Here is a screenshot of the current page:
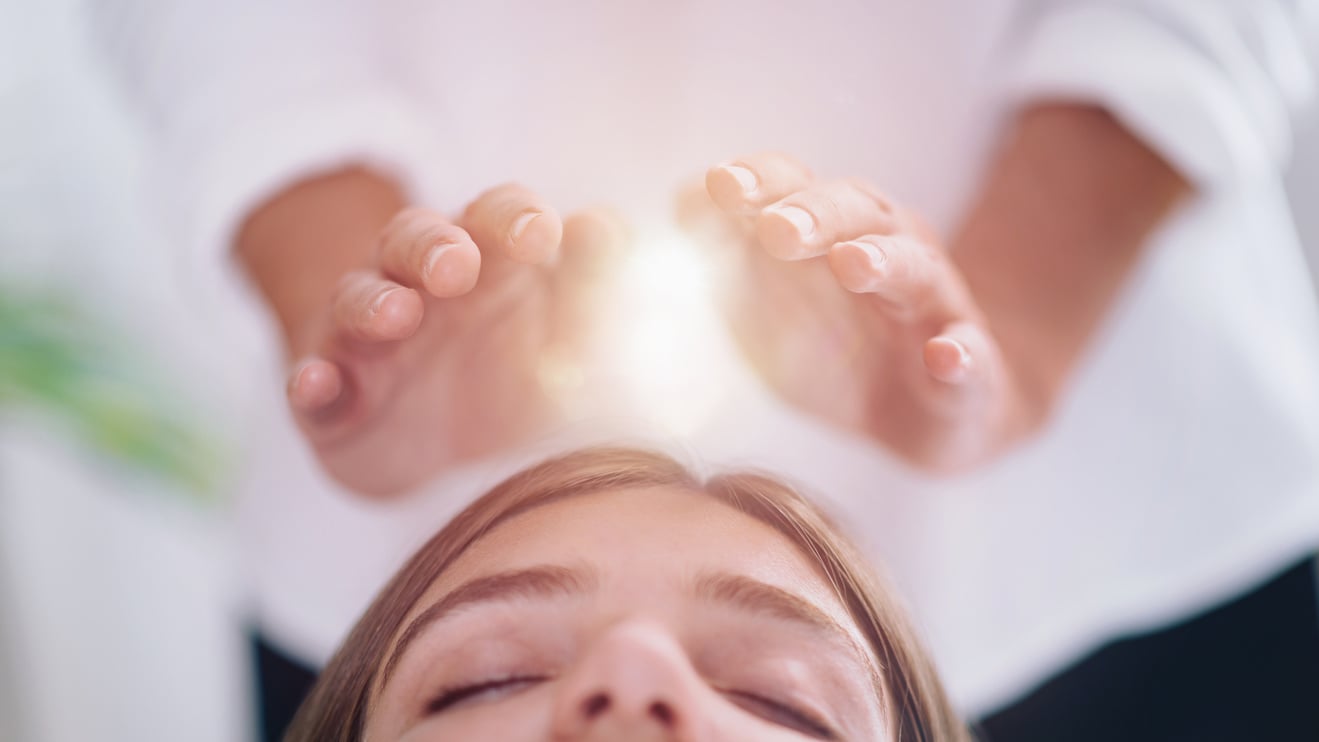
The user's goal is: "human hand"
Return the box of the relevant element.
[285,185,624,496]
[686,152,1037,472]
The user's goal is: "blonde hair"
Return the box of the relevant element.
[286,447,969,741]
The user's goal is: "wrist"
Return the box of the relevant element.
[952,103,1188,425]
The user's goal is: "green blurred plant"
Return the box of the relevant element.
[0,288,226,501]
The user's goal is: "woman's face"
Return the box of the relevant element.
[365,486,888,741]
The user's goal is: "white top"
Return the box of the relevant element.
[93,0,1319,714]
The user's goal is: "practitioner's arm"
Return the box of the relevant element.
[948,103,1189,425]
[86,0,585,496]
[696,0,1317,471]
[700,103,1188,469]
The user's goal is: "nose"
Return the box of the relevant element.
[550,621,708,741]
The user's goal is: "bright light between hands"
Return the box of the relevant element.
[611,230,733,434]
[544,226,738,436]
[619,230,715,306]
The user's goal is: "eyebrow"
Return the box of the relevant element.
[377,567,876,697]
[693,572,863,651]
[379,565,595,689]
[695,572,883,700]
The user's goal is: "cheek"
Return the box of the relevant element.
[397,684,554,742]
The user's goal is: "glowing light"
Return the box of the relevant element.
[601,228,734,435]
[535,223,741,436]
[618,231,714,305]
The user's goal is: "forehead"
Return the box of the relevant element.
[419,486,851,619]
[369,485,885,711]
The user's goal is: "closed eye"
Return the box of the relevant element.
[425,675,548,715]
[724,689,840,740]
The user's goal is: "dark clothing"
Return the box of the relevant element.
[979,559,1319,742]
[251,633,317,742]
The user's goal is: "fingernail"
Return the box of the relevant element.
[423,242,456,279]
[371,286,401,313]
[952,340,971,367]
[288,359,324,405]
[941,340,972,383]
[717,163,759,197]
[834,239,887,291]
[510,209,543,243]
[289,359,315,392]
[765,205,816,241]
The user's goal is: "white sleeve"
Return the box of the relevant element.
[84,1,440,308]
[1002,0,1319,188]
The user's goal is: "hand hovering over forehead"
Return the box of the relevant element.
[682,151,1027,471]
[238,170,624,496]
[687,108,1189,472]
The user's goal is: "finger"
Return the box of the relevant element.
[924,320,999,390]
[706,152,814,215]
[461,183,563,264]
[330,271,425,343]
[676,178,750,253]
[550,208,632,360]
[378,207,482,298]
[287,357,346,415]
[676,178,730,234]
[557,207,631,284]
[757,179,899,261]
[826,234,967,323]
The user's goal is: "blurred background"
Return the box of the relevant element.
[2,2,1318,741]
[2,2,254,739]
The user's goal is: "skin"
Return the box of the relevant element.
[238,103,1188,493]
[237,171,626,495]
[363,487,889,741]
[693,104,1190,471]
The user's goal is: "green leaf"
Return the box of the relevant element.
[0,286,229,503]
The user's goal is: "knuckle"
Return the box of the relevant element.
[411,222,465,252]
[759,150,810,177]
[481,181,535,205]
[847,178,896,216]
[816,189,847,224]
[382,208,449,254]
[332,271,366,299]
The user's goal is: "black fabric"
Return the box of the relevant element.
[252,633,318,742]
[978,558,1319,742]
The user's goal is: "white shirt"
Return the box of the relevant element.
[93,0,1319,714]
